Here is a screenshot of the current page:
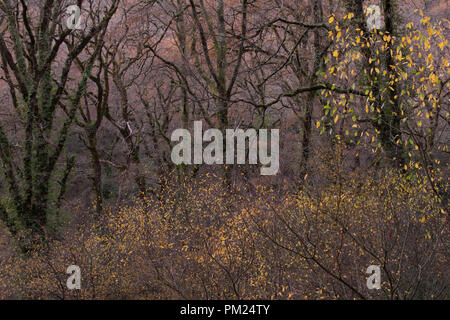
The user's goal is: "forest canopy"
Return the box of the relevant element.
[0,0,448,300]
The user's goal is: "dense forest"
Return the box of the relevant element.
[0,0,448,300]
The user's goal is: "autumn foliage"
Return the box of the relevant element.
[0,0,448,300]
[1,143,447,299]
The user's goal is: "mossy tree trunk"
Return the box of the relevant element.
[0,0,119,238]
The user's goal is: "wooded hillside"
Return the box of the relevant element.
[0,0,448,300]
